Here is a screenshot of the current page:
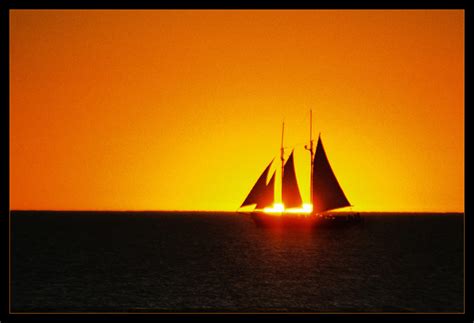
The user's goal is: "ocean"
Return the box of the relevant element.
[10,211,464,313]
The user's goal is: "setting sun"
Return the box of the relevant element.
[262,203,313,214]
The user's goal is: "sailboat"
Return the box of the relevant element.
[239,110,362,227]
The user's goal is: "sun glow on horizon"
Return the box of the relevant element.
[263,203,313,214]
[263,203,285,213]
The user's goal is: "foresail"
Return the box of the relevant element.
[312,136,350,213]
[282,150,303,208]
[256,171,275,208]
[241,159,274,208]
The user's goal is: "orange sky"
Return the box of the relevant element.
[10,10,464,212]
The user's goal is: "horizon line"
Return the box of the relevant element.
[9,209,465,214]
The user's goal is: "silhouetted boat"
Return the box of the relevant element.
[240,110,362,228]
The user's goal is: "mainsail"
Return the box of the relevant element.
[282,150,303,208]
[312,136,351,213]
[241,159,275,209]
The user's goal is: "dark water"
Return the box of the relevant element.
[11,211,464,313]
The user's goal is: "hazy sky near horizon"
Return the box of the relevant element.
[10,10,464,212]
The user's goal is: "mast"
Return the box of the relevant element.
[280,122,285,204]
[305,109,315,207]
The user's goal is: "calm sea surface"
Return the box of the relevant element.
[11,211,463,313]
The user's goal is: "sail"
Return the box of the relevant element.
[282,150,303,208]
[312,136,350,213]
[257,171,275,208]
[241,159,275,208]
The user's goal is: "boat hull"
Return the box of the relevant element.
[249,212,363,229]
